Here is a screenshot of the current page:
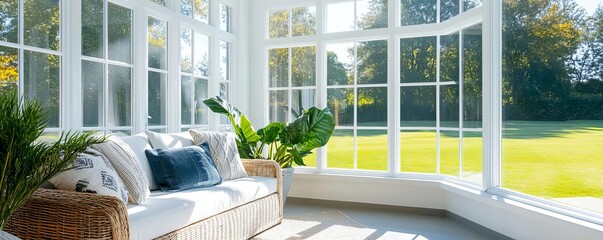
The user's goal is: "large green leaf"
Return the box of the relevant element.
[202,96,232,115]
[299,107,335,152]
[257,122,285,144]
[240,115,260,143]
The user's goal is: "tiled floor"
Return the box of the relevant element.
[282,198,505,240]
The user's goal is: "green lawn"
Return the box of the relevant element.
[304,120,603,199]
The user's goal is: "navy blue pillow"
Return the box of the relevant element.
[145,142,222,192]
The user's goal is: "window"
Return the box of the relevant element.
[220,3,233,33]
[181,0,209,24]
[269,6,316,38]
[148,16,168,133]
[219,40,232,130]
[180,29,210,131]
[326,0,387,32]
[0,0,62,130]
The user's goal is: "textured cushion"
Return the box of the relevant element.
[145,143,222,192]
[145,131,193,149]
[91,135,150,204]
[49,148,128,204]
[121,133,159,190]
[188,130,248,180]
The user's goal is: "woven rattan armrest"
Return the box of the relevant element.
[5,188,129,240]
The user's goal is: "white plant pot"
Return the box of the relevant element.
[281,167,295,205]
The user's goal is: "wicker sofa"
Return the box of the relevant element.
[5,133,283,240]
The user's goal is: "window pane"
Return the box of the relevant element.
[269,48,288,87]
[400,0,436,26]
[194,78,208,125]
[269,9,289,38]
[462,131,482,184]
[193,33,209,77]
[269,90,288,122]
[291,6,316,36]
[441,33,460,84]
[401,86,436,127]
[327,129,354,169]
[82,0,103,58]
[150,0,166,6]
[194,0,209,24]
[463,24,482,128]
[358,87,387,127]
[24,0,60,50]
[108,3,132,64]
[181,29,192,73]
[0,46,18,91]
[291,46,315,87]
[357,0,388,30]
[291,89,315,118]
[148,71,166,126]
[82,60,104,127]
[181,75,192,125]
[328,88,354,127]
[358,40,387,84]
[0,0,18,43]
[326,1,354,33]
[441,0,460,22]
[107,65,131,127]
[357,130,388,171]
[181,0,192,17]
[219,82,229,124]
[219,41,230,81]
[441,84,459,128]
[463,0,481,12]
[400,130,436,173]
[24,50,60,127]
[440,131,460,177]
[148,17,167,70]
[400,36,437,83]
[327,43,353,86]
[219,3,232,32]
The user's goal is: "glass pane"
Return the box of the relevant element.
[150,0,166,6]
[180,29,193,73]
[148,17,167,70]
[291,46,316,87]
[181,0,193,17]
[291,89,315,118]
[291,6,316,36]
[463,24,482,128]
[400,36,437,83]
[357,130,388,171]
[180,75,192,125]
[194,0,209,24]
[0,46,18,91]
[357,0,388,30]
[219,41,230,81]
[441,33,460,83]
[219,82,229,124]
[400,86,436,127]
[269,9,289,38]
[108,3,132,64]
[357,40,387,84]
[268,48,288,87]
[194,32,209,77]
[82,60,104,127]
[24,50,60,127]
[463,0,481,12]
[441,0,460,22]
[327,88,354,127]
[326,1,354,33]
[327,43,354,86]
[0,0,18,43]
[400,0,436,26]
[24,0,60,50]
[219,3,232,32]
[194,78,208,125]
[462,131,482,184]
[327,129,354,169]
[148,71,166,126]
[357,87,387,127]
[269,90,288,122]
[441,84,459,128]
[440,131,460,177]
[400,131,436,173]
[107,65,131,127]
[82,0,103,58]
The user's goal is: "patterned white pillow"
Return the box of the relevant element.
[145,131,193,149]
[91,135,150,204]
[50,148,129,204]
[188,130,248,180]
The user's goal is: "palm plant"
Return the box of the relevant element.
[0,89,104,230]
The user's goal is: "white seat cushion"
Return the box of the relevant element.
[126,176,277,240]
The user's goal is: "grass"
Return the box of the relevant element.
[303,120,603,199]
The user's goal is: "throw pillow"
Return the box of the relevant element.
[145,131,193,149]
[49,148,129,204]
[91,135,150,204]
[188,129,248,180]
[144,143,223,192]
[121,133,159,191]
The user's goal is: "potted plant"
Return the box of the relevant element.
[0,89,103,238]
[203,96,335,201]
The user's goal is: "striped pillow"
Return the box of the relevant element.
[188,130,248,180]
[91,135,150,204]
